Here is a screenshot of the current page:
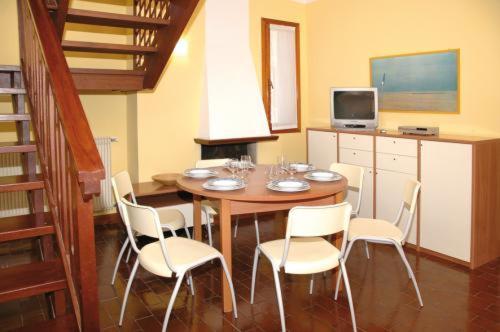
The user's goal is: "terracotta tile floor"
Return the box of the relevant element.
[0,215,499,331]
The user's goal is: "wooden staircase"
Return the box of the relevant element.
[0,0,200,330]
[0,66,76,330]
[49,0,200,91]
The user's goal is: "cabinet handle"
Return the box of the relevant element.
[353,152,356,155]
[393,158,396,161]
[393,140,396,144]
[353,137,356,140]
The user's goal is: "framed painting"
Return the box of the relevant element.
[370,49,460,113]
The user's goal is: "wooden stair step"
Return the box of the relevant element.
[0,260,66,303]
[0,114,30,121]
[66,8,170,29]
[71,68,145,91]
[0,213,54,243]
[0,65,21,72]
[0,175,44,193]
[62,40,157,55]
[13,314,77,332]
[0,88,26,95]
[0,141,36,154]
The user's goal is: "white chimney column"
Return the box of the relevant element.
[199,0,271,140]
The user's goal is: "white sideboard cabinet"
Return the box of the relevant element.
[306,128,500,269]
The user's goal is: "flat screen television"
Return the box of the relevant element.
[330,87,378,130]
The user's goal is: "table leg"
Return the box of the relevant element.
[219,199,233,312]
[193,195,202,241]
[333,192,345,291]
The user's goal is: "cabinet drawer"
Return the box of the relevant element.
[339,133,373,151]
[339,148,373,167]
[376,153,417,175]
[376,136,417,157]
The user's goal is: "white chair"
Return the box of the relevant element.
[309,163,365,294]
[335,179,423,307]
[196,158,261,245]
[117,198,238,332]
[110,171,190,285]
[251,202,357,332]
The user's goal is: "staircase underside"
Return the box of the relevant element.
[70,68,145,91]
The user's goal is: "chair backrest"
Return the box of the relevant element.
[196,158,231,168]
[329,163,364,216]
[397,179,421,241]
[118,198,175,271]
[111,171,136,204]
[280,202,352,267]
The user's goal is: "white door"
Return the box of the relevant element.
[345,167,373,218]
[420,141,472,262]
[376,169,418,245]
[307,130,337,169]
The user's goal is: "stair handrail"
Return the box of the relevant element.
[18,0,103,330]
[20,0,104,198]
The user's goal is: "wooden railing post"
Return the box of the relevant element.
[75,184,99,331]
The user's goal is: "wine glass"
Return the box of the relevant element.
[288,163,297,179]
[240,155,251,169]
[277,154,287,175]
[266,165,279,182]
[228,158,238,178]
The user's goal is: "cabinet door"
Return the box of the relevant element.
[307,130,337,169]
[376,169,418,245]
[420,141,472,262]
[345,167,373,218]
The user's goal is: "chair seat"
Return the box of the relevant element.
[259,237,340,274]
[201,200,218,215]
[348,218,403,242]
[156,208,185,231]
[139,237,220,277]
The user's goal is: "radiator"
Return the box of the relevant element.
[0,137,116,217]
[93,137,116,212]
[0,153,30,217]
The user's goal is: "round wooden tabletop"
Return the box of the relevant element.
[176,165,347,202]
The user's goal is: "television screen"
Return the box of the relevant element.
[333,91,375,120]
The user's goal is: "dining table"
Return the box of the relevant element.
[176,164,348,313]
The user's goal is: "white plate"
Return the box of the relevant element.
[290,163,315,173]
[184,168,218,179]
[203,178,245,191]
[267,179,310,192]
[304,170,342,182]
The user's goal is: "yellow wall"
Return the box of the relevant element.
[306,0,500,136]
[135,0,309,181]
[2,0,499,185]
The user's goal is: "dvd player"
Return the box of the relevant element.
[398,126,439,136]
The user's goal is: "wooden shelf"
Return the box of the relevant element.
[194,135,279,145]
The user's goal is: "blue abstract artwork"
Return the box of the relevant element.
[371,50,459,113]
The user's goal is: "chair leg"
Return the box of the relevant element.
[119,259,140,325]
[250,247,260,304]
[340,260,357,332]
[394,244,424,307]
[219,256,238,318]
[309,274,314,295]
[184,225,191,239]
[187,271,195,296]
[233,216,239,238]
[254,213,260,245]
[111,237,130,285]
[364,241,370,259]
[272,268,286,332]
[206,213,213,247]
[125,246,132,263]
[335,240,355,300]
[162,272,185,332]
